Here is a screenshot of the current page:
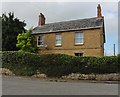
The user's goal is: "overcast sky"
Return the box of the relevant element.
[2,2,118,56]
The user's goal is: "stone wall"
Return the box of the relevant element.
[34,28,104,56]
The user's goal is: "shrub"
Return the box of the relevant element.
[16,29,37,53]
[37,54,73,77]
[2,51,41,76]
[2,51,119,77]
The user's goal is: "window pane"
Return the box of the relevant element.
[75,38,80,43]
[75,32,84,44]
[56,40,61,45]
[38,41,41,45]
[76,33,82,38]
[75,53,83,56]
[56,35,61,39]
[56,34,62,45]
[75,38,83,44]
[37,36,44,46]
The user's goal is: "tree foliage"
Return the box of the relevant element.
[16,29,37,53]
[2,12,26,51]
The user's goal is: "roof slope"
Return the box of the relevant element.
[32,17,104,34]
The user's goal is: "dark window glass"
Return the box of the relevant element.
[75,53,83,56]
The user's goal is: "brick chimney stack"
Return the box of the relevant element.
[38,13,45,26]
[97,4,102,18]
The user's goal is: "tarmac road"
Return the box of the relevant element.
[2,76,118,95]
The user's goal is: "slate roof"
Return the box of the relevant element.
[32,17,104,34]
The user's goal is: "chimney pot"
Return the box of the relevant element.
[97,4,102,18]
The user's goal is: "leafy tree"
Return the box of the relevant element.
[16,29,37,53]
[2,12,26,51]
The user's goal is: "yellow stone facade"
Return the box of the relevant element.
[33,28,104,56]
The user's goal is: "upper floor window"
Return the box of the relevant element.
[75,32,84,45]
[37,36,44,46]
[56,34,62,46]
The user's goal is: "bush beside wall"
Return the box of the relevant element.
[1,51,119,77]
[2,51,41,76]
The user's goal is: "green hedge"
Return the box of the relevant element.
[2,51,41,76]
[2,51,119,77]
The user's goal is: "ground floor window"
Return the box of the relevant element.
[74,53,83,56]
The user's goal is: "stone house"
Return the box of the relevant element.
[32,4,105,56]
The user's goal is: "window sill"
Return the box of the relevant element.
[55,45,62,47]
[74,43,84,46]
[37,45,44,47]
[37,45,47,48]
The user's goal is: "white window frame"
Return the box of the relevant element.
[56,34,62,46]
[37,36,44,47]
[75,32,84,45]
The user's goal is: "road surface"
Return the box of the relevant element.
[2,76,118,95]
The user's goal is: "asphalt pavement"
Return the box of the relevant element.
[2,76,118,95]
